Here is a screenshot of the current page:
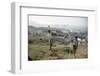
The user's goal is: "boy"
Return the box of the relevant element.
[72,36,78,57]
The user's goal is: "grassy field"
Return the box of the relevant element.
[28,41,88,61]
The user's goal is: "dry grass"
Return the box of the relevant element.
[28,42,88,61]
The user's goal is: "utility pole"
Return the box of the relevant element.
[48,25,52,51]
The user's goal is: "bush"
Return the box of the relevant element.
[64,47,71,53]
[28,40,33,44]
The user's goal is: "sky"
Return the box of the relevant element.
[29,15,88,29]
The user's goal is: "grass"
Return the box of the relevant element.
[28,41,88,60]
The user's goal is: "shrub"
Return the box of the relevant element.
[64,47,71,53]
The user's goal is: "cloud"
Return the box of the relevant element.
[29,15,88,29]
